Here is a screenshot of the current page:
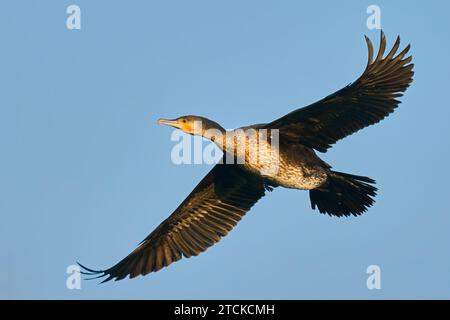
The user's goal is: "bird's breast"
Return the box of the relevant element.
[223,130,328,190]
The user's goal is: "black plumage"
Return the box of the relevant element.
[267,32,413,152]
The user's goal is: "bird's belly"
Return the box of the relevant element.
[269,163,328,190]
[245,158,328,190]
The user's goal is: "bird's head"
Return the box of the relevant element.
[157,115,225,139]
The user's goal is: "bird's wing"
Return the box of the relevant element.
[79,163,269,282]
[265,31,414,153]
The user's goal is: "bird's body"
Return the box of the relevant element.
[80,32,414,282]
[220,128,329,190]
[267,141,329,190]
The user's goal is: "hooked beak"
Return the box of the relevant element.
[157,118,180,129]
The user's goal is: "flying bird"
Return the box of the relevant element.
[80,32,414,282]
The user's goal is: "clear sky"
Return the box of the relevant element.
[1,0,449,299]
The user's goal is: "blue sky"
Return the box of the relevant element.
[1,1,449,299]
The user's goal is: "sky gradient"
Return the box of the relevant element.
[1,0,449,299]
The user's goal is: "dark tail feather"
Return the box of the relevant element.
[309,171,377,217]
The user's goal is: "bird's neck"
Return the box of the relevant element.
[201,124,226,145]
[207,129,242,156]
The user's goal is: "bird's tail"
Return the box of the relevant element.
[309,171,377,217]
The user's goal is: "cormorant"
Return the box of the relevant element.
[80,32,414,282]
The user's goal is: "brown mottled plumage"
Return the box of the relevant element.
[80,31,414,282]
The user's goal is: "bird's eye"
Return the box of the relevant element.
[181,119,187,123]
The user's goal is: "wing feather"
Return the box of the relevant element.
[266,31,414,152]
[79,163,269,282]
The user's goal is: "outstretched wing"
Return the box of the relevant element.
[79,163,269,282]
[266,31,414,152]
